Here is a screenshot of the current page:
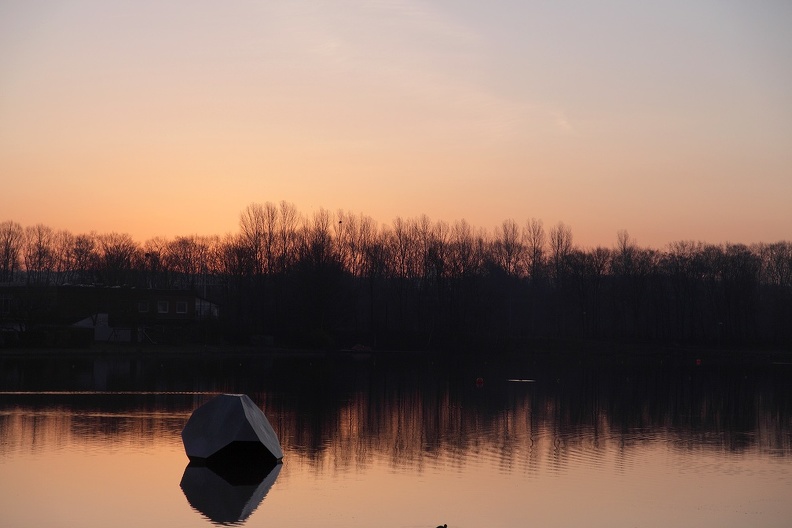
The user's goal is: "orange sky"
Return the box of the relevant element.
[1,1,791,248]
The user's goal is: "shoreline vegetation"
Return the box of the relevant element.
[2,203,791,355]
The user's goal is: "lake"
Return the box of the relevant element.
[1,350,791,527]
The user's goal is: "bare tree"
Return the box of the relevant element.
[199,234,224,290]
[758,241,792,287]
[141,237,169,288]
[218,233,255,279]
[333,210,380,278]
[51,230,75,285]
[522,218,545,283]
[71,233,99,284]
[390,216,420,279]
[493,218,525,277]
[333,209,355,274]
[549,221,573,283]
[721,243,761,341]
[276,201,300,274]
[96,232,139,286]
[0,220,24,283]
[239,203,267,276]
[448,219,486,279]
[612,229,638,277]
[165,235,211,289]
[355,213,378,278]
[448,219,472,279]
[299,208,336,268]
[428,219,450,279]
[23,224,55,285]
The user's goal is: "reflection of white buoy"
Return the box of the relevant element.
[182,393,283,463]
[180,459,281,524]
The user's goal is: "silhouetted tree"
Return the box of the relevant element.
[50,230,76,286]
[549,221,573,285]
[164,235,211,290]
[493,218,525,277]
[756,241,792,343]
[720,243,761,343]
[275,200,300,274]
[288,208,346,346]
[0,220,24,283]
[239,203,271,277]
[23,224,55,285]
[523,218,546,284]
[141,237,168,288]
[96,232,138,286]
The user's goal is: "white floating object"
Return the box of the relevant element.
[182,393,283,462]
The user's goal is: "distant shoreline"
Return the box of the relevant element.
[2,339,790,367]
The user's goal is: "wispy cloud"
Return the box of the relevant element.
[269,0,573,143]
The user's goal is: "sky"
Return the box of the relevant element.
[1,0,791,248]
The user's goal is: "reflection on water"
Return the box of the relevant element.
[1,352,791,527]
[181,461,282,525]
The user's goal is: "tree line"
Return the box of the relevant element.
[2,202,791,349]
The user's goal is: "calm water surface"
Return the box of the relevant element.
[1,352,791,527]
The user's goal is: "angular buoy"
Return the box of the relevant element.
[182,393,283,463]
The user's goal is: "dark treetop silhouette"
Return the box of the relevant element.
[1,205,791,351]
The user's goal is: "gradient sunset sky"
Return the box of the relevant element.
[2,0,790,248]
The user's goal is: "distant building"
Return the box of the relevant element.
[0,284,219,345]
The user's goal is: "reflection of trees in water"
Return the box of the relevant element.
[1,356,790,468]
[0,402,191,454]
[256,361,792,474]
